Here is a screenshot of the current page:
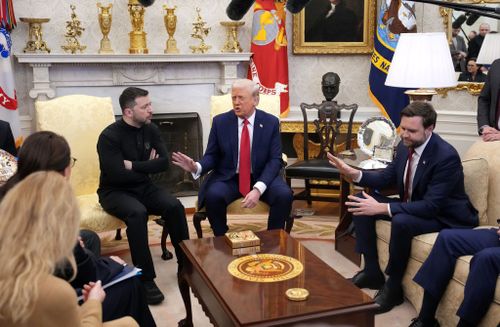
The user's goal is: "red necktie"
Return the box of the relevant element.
[403,148,414,202]
[239,119,251,196]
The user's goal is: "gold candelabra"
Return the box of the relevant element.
[128,0,148,54]
[189,7,211,54]
[19,17,51,53]
[220,21,245,53]
[163,5,179,54]
[61,5,86,54]
[97,2,114,54]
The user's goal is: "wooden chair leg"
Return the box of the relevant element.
[160,226,174,261]
[305,179,312,205]
[192,212,206,238]
[177,268,193,327]
[115,228,122,240]
[285,215,295,233]
[154,218,173,261]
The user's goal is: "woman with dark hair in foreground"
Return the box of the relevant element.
[0,171,137,326]
[0,131,155,326]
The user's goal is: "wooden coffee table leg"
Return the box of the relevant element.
[177,269,193,327]
[335,176,361,266]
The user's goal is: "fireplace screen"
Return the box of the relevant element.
[150,113,203,197]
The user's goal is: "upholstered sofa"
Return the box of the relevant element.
[375,140,500,327]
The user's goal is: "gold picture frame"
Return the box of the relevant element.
[293,0,376,54]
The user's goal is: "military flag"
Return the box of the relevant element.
[248,0,290,117]
[0,0,20,143]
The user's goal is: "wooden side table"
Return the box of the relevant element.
[334,149,391,266]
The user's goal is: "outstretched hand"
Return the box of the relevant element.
[327,152,360,181]
[172,152,197,173]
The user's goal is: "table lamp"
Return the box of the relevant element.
[385,32,457,101]
[476,33,500,65]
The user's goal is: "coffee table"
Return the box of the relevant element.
[180,230,377,326]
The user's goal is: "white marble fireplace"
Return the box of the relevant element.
[15,53,252,149]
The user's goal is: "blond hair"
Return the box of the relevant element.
[0,171,80,323]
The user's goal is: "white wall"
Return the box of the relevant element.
[11,0,480,156]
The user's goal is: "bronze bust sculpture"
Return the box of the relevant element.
[321,72,341,101]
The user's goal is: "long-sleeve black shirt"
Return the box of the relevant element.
[97,119,169,191]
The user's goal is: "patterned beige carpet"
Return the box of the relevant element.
[100,215,338,255]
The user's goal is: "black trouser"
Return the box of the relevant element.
[103,277,156,326]
[79,229,101,257]
[99,183,189,280]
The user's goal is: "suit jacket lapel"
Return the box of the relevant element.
[229,112,239,169]
[252,110,263,168]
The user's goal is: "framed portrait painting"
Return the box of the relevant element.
[293,0,376,54]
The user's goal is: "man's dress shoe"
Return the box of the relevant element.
[349,270,385,290]
[143,280,165,305]
[374,284,404,314]
[408,317,440,327]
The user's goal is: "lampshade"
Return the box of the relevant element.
[385,32,457,89]
[476,33,500,65]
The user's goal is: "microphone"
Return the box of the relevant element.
[466,13,480,25]
[286,0,312,13]
[226,0,255,21]
[138,0,155,6]
[452,14,467,29]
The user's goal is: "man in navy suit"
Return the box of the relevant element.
[172,79,292,236]
[328,102,478,313]
[410,228,499,327]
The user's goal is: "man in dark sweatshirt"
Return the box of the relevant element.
[97,87,189,305]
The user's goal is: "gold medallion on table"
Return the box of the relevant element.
[227,254,303,282]
[286,288,309,301]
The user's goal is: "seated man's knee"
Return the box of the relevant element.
[126,206,149,224]
[163,198,185,214]
[274,187,293,205]
[435,229,455,244]
[205,186,226,204]
[471,247,499,267]
[390,214,409,231]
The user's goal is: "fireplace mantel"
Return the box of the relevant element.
[15,53,252,147]
[15,53,252,101]
[16,53,252,64]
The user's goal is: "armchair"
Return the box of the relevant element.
[192,93,294,238]
[285,100,358,206]
[35,94,172,260]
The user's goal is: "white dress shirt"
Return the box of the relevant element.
[192,110,267,195]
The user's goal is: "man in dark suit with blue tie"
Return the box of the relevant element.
[328,101,478,314]
[172,79,293,236]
